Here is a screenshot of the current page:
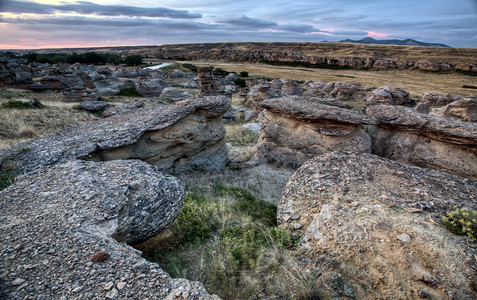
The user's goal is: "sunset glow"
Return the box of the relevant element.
[0,0,476,49]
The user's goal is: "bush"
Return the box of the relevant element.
[234,77,246,87]
[213,67,230,76]
[124,55,143,66]
[239,71,249,77]
[118,87,139,97]
[182,63,198,73]
[0,100,33,109]
[443,207,477,240]
[0,171,15,191]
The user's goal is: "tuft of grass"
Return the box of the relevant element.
[442,207,477,241]
[0,171,15,191]
[118,87,139,97]
[137,185,317,299]
[0,100,33,109]
[225,123,260,146]
[462,85,477,89]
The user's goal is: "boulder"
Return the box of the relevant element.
[281,80,303,96]
[0,96,231,175]
[62,87,99,102]
[257,96,375,168]
[160,87,192,100]
[367,104,477,179]
[79,100,110,111]
[135,79,168,97]
[246,85,280,108]
[0,159,217,299]
[365,85,413,107]
[278,152,477,299]
[432,98,477,122]
[415,93,472,114]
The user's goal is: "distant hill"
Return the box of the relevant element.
[339,37,451,48]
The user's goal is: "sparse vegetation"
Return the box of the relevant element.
[239,71,249,77]
[213,67,230,76]
[443,207,477,241]
[0,100,33,109]
[182,63,198,73]
[23,52,123,65]
[225,123,260,146]
[234,77,246,87]
[462,85,477,89]
[137,184,319,299]
[124,54,143,66]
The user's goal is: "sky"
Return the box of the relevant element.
[0,0,476,49]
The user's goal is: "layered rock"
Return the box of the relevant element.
[135,78,168,97]
[0,159,216,299]
[62,87,99,102]
[257,96,375,168]
[278,152,477,299]
[415,93,473,113]
[79,100,110,112]
[0,96,231,174]
[432,98,477,122]
[367,104,477,179]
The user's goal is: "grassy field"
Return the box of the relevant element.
[184,60,477,99]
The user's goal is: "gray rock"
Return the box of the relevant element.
[0,159,216,299]
[257,96,375,167]
[242,123,261,135]
[79,101,110,111]
[365,85,413,107]
[63,87,99,103]
[367,104,477,179]
[278,152,477,300]
[0,96,231,175]
[432,98,477,122]
[136,79,169,97]
[102,101,148,118]
[159,87,191,100]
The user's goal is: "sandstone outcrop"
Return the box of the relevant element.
[135,78,168,97]
[0,159,217,299]
[278,152,477,299]
[367,104,477,179]
[415,93,472,113]
[257,96,375,167]
[0,96,231,174]
[432,98,477,122]
[365,85,414,107]
[79,100,110,111]
[62,87,99,102]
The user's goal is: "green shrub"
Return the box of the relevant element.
[443,207,477,240]
[0,171,15,191]
[234,77,246,87]
[0,100,33,109]
[182,63,198,73]
[140,184,311,299]
[213,67,230,76]
[239,71,249,77]
[225,124,260,146]
[118,87,139,97]
[124,55,143,66]
[462,85,477,89]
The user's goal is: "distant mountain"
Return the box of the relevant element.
[339,37,451,48]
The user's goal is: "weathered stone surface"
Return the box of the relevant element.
[198,66,215,95]
[365,85,413,107]
[135,79,168,97]
[79,100,110,111]
[432,98,477,122]
[257,96,375,167]
[367,104,477,179]
[102,101,149,118]
[0,96,231,175]
[415,93,473,114]
[160,87,192,100]
[278,152,477,299]
[63,87,99,102]
[0,159,217,299]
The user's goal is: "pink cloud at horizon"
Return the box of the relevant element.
[367,31,391,38]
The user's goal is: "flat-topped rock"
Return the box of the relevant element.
[0,159,216,299]
[278,152,477,299]
[0,96,231,175]
[432,98,477,122]
[367,104,477,179]
[257,96,375,167]
[365,85,414,107]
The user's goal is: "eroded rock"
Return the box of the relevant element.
[278,152,477,299]
[432,98,477,122]
[365,85,413,107]
[0,159,217,299]
[367,104,477,179]
[257,96,375,167]
[0,96,231,174]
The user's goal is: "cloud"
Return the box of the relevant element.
[275,24,328,33]
[0,0,201,19]
[221,16,277,28]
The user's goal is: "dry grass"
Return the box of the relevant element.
[186,61,477,99]
[0,89,100,149]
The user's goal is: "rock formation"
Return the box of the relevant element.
[257,96,375,167]
[364,85,414,107]
[432,98,477,122]
[198,66,215,95]
[79,100,110,112]
[0,159,217,299]
[415,93,472,114]
[62,87,99,102]
[135,78,168,97]
[0,96,231,175]
[367,104,477,179]
[278,152,477,299]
